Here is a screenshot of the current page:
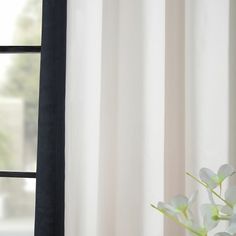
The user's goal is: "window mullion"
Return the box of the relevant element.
[0,171,36,178]
[0,46,41,53]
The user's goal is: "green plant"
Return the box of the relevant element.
[152,164,236,236]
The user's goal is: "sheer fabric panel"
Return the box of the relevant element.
[65,0,165,236]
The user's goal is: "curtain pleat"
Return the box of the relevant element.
[164,0,185,235]
[35,0,67,236]
[65,0,165,236]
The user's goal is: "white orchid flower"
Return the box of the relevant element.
[225,187,236,207]
[200,190,222,231]
[220,188,236,218]
[157,192,197,220]
[157,195,207,236]
[153,164,236,236]
[221,205,233,216]
[201,204,220,231]
[199,164,235,190]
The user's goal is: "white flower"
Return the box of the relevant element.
[225,187,236,207]
[157,192,210,236]
[153,164,236,236]
[201,190,222,231]
[201,204,220,231]
[158,192,197,219]
[199,164,235,189]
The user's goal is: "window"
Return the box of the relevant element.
[0,1,42,235]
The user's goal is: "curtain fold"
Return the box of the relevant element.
[35,0,67,236]
[65,0,165,236]
[164,0,185,235]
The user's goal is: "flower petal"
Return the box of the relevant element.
[225,186,236,206]
[221,205,233,215]
[200,168,219,189]
[227,226,236,235]
[227,221,236,235]
[176,213,189,224]
[207,188,215,205]
[170,195,188,212]
[201,204,219,219]
[189,191,198,206]
[218,164,235,183]
[227,216,236,235]
[203,213,219,231]
[157,201,177,215]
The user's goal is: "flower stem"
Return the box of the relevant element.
[151,204,202,236]
[186,172,233,208]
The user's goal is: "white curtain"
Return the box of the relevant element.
[65,0,234,236]
[65,0,165,236]
[186,0,231,234]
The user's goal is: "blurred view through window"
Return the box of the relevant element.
[0,0,42,235]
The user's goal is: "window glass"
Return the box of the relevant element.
[0,0,42,45]
[0,178,36,236]
[0,54,40,171]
